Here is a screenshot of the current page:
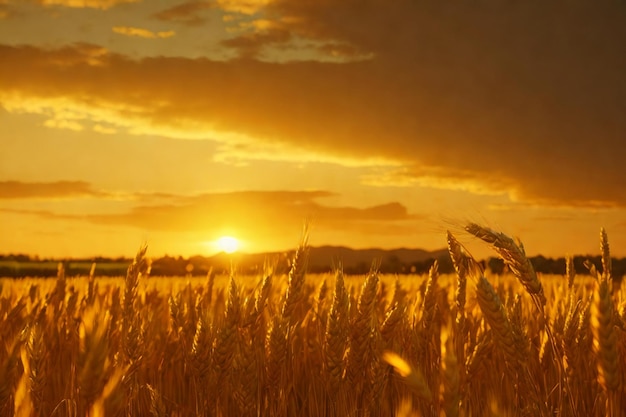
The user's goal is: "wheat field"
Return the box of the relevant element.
[1,224,625,416]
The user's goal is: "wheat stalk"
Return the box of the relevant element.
[441,329,460,417]
[281,231,309,323]
[592,276,621,392]
[213,277,240,377]
[346,271,379,385]
[475,275,522,367]
[421,260,439,334]
[325,269,349,389]
[566,255,576,290]
[465,223,545,305]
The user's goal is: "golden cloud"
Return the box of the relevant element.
[152,1,212,26]
[216,0,273,15]
[112,26,175,39]
[36,0,139,9]
[94,191,416,232]
[0,6,10,19]
[1,0,625,208]
[43,118,84,131]
[93,123,117,134]
[220,28,291,58]
[0,181,106,199]
[1,189,422,242]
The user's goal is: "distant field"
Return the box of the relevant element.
[0,260,131,277]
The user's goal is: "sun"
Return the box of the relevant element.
[216,236,240,254]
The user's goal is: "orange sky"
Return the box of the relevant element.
[1,0,625,258]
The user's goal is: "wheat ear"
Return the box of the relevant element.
[592,276,621,392]
[475,276,522,367]
[346,271,379,384]
[281,229,309,323]
[465,223,545,305]
[325,269,349,388]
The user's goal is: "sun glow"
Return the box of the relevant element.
[215,236,240,254]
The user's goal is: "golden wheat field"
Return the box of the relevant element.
[1,224,625,417]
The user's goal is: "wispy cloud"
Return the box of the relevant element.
[35,0,140,9]
[221,27,291,58]
[152,1,212,26]
[85,190,417,231]
[215,0,271,15]
[533,215,579,223]
[0,3,12,19]
[0,207,84,220]
[112,26,175,39]
[43,118,84,131]
[1,189,422,241]
[0,181,107,199]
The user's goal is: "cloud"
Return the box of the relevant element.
[93,123,116,134]
[533,215,579,223]
[43,118,84,131]
[0,207,82,220]
[1,1,625,208]
[152,1,212,26]
[216,0,272,15]
[0,181,106,199]
[220,16,326,60]
[316,42,372,60]
[13,43,110,67]
[34,0,139,9]
[221,28,291,58]
[0,4,12,19]
[1,189,421,243]
[361,167,513,196]
[86,191,417,231]
[112,26,175,39]
[216,1,379,59]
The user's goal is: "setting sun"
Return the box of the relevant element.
[215,236,240,254]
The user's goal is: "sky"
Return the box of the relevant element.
[1,0,625,259]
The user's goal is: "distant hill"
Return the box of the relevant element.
[307,245,449,272]
[0,246,450,277]
[203,245,449,275]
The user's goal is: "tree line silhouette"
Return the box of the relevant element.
[0,253,624,281]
